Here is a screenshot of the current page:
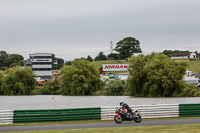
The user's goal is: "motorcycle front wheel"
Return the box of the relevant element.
[114,116,123,124]
[134,114,142,123]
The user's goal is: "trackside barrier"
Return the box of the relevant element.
[101,104,179,120]
[0,110,13,124]
[0,103,200,124]
[13,107,101,123]
[179,103,200,117]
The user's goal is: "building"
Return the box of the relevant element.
[29,53,52,81]
[171,52,196,59]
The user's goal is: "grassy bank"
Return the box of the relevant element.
[2,117,200,127]
[185,61,200,73]
[4,123,200,133]
[91,60,127,69]
[92,60,200,73]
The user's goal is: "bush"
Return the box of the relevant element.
[44,78,61,95]
[31,78,61,95]
[103,79,126,96]
[179,83,200,97]
[31,87,49,95]
[127,53,187,97]
[61,59,104,95]
[0,66,36,95]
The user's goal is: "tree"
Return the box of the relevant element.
[53,58,64,69]
[0,72,4,94]
[107,53,121,60]
[0,66,37,95]
[179,83,200,97]
[0,51,24,69]
[43,78,61,95]
[4,54,24,67]
[10,60,25,68]
[57,58,64,65]
[52,54,64,69]
[60,59,103,95]
[65,61,72,65]
[95,51,107,61]
[51,54,56,66]
[86,55,93,62]
[127,53,187,97]
[173,50,189,53]
[114,37,142,59]
[162,50,173,57]
[103,79,126,96]
[0,51,8,69]
[162,50,190,57]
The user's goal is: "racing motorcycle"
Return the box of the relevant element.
[114,107,142,124]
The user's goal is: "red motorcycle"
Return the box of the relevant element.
[114,107,142,124]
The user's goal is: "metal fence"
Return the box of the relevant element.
[0,103,200,125]
[101,104,179,120]
[0,110,13,125]
[13,107,101,123]
[179,103,200,117]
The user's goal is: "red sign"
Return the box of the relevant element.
[103,64,129,71]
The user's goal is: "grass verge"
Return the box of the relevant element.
[1,116,200,127]
[4,123,200,133]
[185,61,200,73]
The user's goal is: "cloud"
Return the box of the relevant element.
[0,0,200,60]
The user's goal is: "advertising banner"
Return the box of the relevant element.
[102,64,129,71]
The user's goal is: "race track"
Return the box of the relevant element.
[0,118,200,132]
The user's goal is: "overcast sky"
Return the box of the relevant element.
[0,0,200,61]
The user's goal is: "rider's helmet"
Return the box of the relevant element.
[120,101,124,106]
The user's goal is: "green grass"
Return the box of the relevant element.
[4,123,200,133]
[92,60,200,74]
[185,61,200,73]
[1,116,200,127]
[0,120,113,127]
[91,60,127,69]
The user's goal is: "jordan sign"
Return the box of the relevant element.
[103,64,129,71]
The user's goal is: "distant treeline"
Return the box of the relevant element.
[1,54,200,97]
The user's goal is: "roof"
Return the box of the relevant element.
[29,53,52,56]
[171,52,192,56]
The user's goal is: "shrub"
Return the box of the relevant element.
[103,79,126,96]
[179,83,200,97]
[127,53,187,97]
[31,78,61,95]
[61,59,103,95]
[1,66,36,95]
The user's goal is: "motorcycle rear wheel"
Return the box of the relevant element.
[134,114,142,123]
[114,116,123,124]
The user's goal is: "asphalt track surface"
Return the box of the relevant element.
[0,118,200,132]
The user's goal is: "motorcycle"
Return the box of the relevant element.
[114,107,142,124]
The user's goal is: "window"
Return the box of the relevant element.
[32,68,51,71]
[32,62,51,65]
[32,56,52,59]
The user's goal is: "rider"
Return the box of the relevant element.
[120,101,132,114]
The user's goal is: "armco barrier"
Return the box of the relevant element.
[1,103,200,124]
[0,110,13,124]
[101,104,179,120]
[179,103,200,117]
[13,107,101,123]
